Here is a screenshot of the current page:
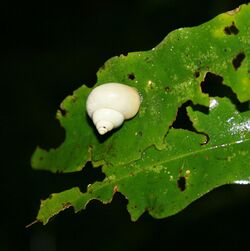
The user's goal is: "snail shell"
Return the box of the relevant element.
[86,83,141,135]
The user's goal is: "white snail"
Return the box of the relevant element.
[86,83,141,135]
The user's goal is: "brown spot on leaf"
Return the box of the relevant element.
[113,185,119,194]
[62,202,72,209]
[59,107,67,116]
[147,80,153,89]
[164,86,171,93]
[71,96,77,103]
[227,7,241,15]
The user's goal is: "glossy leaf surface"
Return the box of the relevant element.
[32,4,250,224]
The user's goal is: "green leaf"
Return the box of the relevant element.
[32,4,250,224]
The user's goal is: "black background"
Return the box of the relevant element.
[3,0,250,250]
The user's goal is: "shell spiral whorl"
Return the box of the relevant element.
[86,83,141,135]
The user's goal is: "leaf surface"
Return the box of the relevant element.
[32,4,250,224]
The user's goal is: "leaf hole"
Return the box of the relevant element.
[224,22,239,35]
[81,162,106,193]
[232,52,246,70]
[35,162,105,198]
[177,176,186,191]
[194,71,200,78]
[37,117,66,150]
[172,101,194,131]
[200,72,249,112]
[128,73,135,80]
[172,101,210,145]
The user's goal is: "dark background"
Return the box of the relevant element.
[3,0,250,250]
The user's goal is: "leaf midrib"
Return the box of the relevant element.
[84,136,250,197]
